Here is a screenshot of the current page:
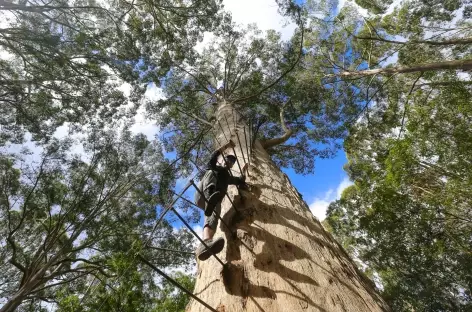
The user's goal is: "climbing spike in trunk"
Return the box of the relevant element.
[187,102,390,312]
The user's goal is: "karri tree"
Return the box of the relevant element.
[148,8,390,310]
[326,65,472,311]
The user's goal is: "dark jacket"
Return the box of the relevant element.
[206,150,243,192]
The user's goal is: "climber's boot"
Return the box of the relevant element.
[195,237,225,261]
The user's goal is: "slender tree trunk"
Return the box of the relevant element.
[0,277,40,312]
[1,249,62,311]
[331,59,472,78]
[0,295,23,312]
[187,101,390,312]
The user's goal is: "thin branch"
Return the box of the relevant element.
[413,80,472,88]
[174,106,213,126]
[346,73,398,126]
[176,65,213,94]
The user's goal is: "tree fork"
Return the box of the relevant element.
[187,101,390,312]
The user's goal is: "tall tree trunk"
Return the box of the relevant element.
[187,101,390,312]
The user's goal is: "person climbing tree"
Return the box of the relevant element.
[194,140,246,261]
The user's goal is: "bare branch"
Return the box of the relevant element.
[329,59,472,78]
[260,101,294,149]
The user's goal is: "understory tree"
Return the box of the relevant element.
[0,0,224,310]
[0,127,199,311]
[326,71,472,312]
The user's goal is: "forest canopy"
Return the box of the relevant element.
[0,0,471,311]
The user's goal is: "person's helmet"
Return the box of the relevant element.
[225,155,237,164]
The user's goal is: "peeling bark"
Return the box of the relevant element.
[186,102,390,312]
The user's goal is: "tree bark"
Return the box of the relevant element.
[186,101,390,312]
[330,59,472,78]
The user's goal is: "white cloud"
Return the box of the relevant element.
[309,177,353,221]
[129,106,159,141]
[457,72,471,80]
[0,11,15,61]
[119,82,132,97]
[223,0,296,40]
[310,198,333,221]
[336,176,353,198]
[195,0,297,53]
[3,133,44,167]
[144,82,163,101]
[129,83,162,140]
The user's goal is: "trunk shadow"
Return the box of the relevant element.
[220,185,380,311]
[221,202,324,310]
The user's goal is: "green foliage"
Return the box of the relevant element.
[0,0,223,145]
[3,0,470,310]
[153,272,196,312]
[354,0,393,14]
[316,6,472,308]
[0,1,223,308]
[0,127,197,310]
[149,18,359,175]
[319,3,472,310]
[326,73,472,310]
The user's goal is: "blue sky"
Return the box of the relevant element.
[283,150,351,220]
